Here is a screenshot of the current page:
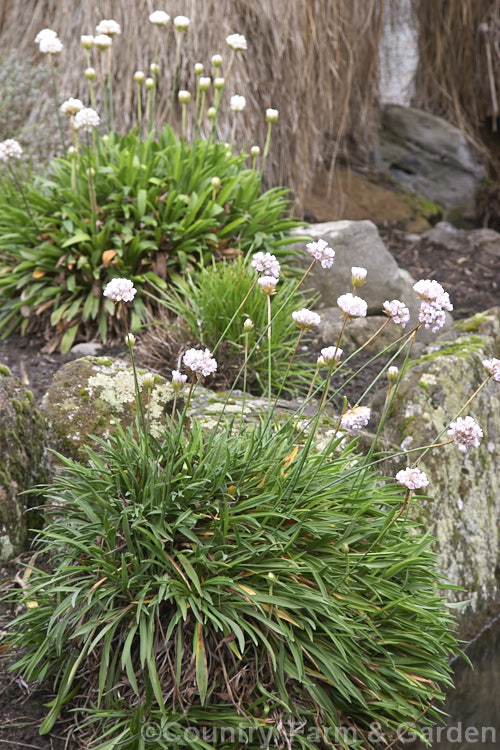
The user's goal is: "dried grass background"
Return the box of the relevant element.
[0,0,391,211]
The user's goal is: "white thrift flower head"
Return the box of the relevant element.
[0,139,23,162]
[182,348,217,377]
[103,278,137,303]
[251,251,280,278]
[60,98,84,116]
[199,76,211,91]
[413,279,453,312]
[396,467,429,490]
[194,62,204,75]
[210,176,221,189]
[258,276,279,295]
[178,90,191,104]
[292,308,321,330]
[207,106,217,120]
[230,94,246,112]
[418,301,446,333]
[214,77,225,90]
[341,405,371,431]
[447,416,483,452]
[383,299,410,329]
[81,35,94,49]
[174,15,190,32]
[125,333,136,346]
[171,369,188,391]
[318,346,343,367]
[85,67,97,80]
[305,238,335,269]
[226,33,247,51]
[250,145,260,157]
[94,34,112,50]
[74,107,100,132]
[351,266,367,288]
[149,10,170,26]
[387,365,399,383]
[96,19,121,37]
[150,62,160,75]
[266,108,279,123]
[35,28,58,44]
[243,318,254,332]
[134,71,145,84]
[145,77,155,90]
[39,35,63,54]
[483,358,500,382]
[337,293,368,319]
[211,54,223,68]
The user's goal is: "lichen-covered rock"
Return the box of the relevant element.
[41,357,176,461]
[383,316,500,619]
[0,364,47,563]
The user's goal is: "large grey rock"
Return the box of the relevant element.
[0,365,47,563]
[382,313,500,619]
[423,221,500,263]
[290,220,453,343]
[379,105,485,221]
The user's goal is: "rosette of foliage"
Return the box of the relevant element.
[0,127,302,351]
[7,421,458,749]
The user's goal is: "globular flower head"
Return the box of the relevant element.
[387,365,399,383]
[210,176,221,189]
[174,15,190,31]
[35,28,58,44]
[251,251,280,278]
[418,301,446,333]
[60,98,84,116]
[199,76,211,91]
[134,70,145,84]
[81,35,94,49]
[292,308,321,330]
[305,238,335,269]
[39,35,63,54]
[226,33,247,51]
[258,276,279,295]
[337,292,367,319]
[103,278,137,303]
[96,19,121,36]
[230,94,246,112]
[178,90,191,104]
[413,279,453,312]
[317,346,343,367]
[341,405,371,431]
[182,348,217,377]
[211,54,223,68]
[243,318,254,332]
[171,369,188,391]
[447,416,483,453]
[145,77,155,90]
[266,108,279,123]
[194,62,204,75]
[149,10,170,26]
[125,333,136,346]
[250,145,260,157]
[383,299,410,329]
[94,34,112,50]
[482,358,500,382]
[0,139,23,163]
[207,106,217,120]
[74,107,100,132]
[396,467,429,490]
[214,77,225,90]
[85,67,97,80]
[150,62,160,75]
[351,266,367,288]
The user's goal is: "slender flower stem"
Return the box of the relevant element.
[211,276,258,356]
[7,164,38,232]
[295,260,315,291]
[136,83,143,137]
[267,293,272,404]
[169,38,182,126]
[107,47,115,130]
[85,132,96,230]
[50,58,66,151]
[181,102,187,139]
[261,121,274,174]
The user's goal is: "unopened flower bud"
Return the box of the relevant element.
[178,89,191,104]
[81,35,94,49]
[174,15,190,32]
[351,266,367,288]
[142,372,155,388]
[340,542,349,554]
[134,70,145,83]
[194,62,204,75]
[172,369,188,391]
[86,167,96,177]
[145,77,154,90]
[266,108,279,123]
[214,76,225,90]
[207,106,217,120]
[387,366,399,383]
[243,318,254,332]
[125,332,136,346]
[250,145,260,157]
[67,146,78,159]
[211,176,221,189]
[199,76,211,91]
[150,62,160,75]
[211,54,223,68]
[85,67,97,80]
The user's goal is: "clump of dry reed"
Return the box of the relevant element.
[0,0,389,211]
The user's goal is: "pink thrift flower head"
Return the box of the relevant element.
[171,369,188,391]
[258,276,278,295]
[305,238,335,269]
[251,251,280,278]
[317,346,342,367]
[396,467,429,490]
[447,416,483,453]
[103,278,137,303]
[387,365,399,383]
[351,266,367,288]
[337,292,367,319]
[292,308,321,330]
[383,299,410,328]
[340,405,371,431]
[418,301,446,333]
[482,358,500,382]
[182,348,217,377]
[413,279,453,312]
